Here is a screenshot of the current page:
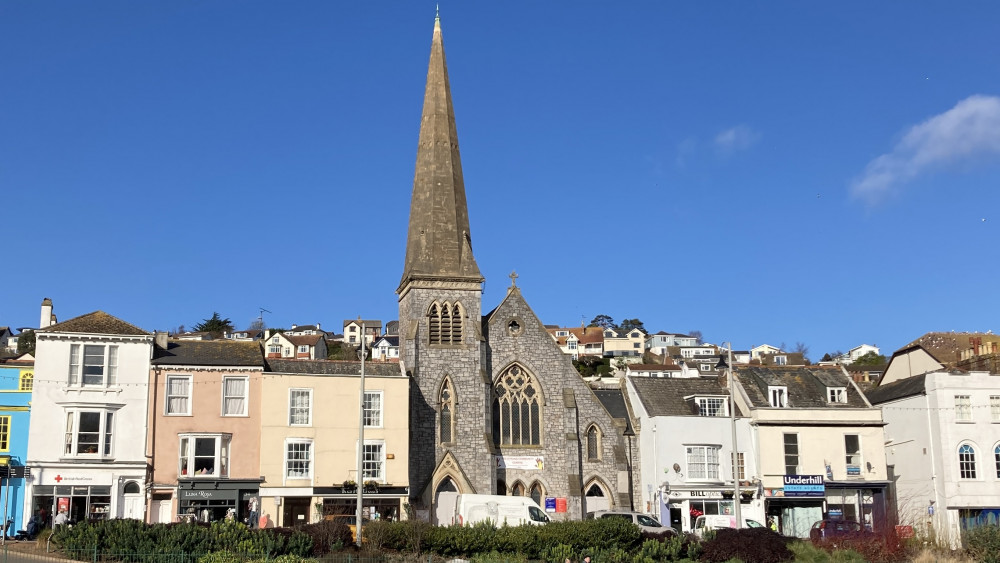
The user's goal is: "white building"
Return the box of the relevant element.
[735,365,890,539]
[645,332,700,355]
[750,344,781,361]
[835,344,881,365]
[868,345,1000,546]
[26,311,153,524]
[627,373,763,533]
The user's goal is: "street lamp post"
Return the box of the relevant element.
[716,345,742,527]
[355,320,367,547]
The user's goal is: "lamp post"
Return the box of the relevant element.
[355,319,367,547]
[716,345,742,527]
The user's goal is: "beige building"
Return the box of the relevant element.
[258,359,408,527]
[147,337,265,524]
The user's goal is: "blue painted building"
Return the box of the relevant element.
[0,356,33,531]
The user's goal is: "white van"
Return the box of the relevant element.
[441,493,550,527]
[693,514,765,537]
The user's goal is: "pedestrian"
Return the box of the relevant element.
[248,496,259,529]
[258,513,271,529]
[54,508,69,526]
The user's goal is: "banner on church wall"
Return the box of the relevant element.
[495,455,544,470]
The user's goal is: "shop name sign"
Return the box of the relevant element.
[782,475,825,497]
[669,490,724,499]
[180,489,237,500]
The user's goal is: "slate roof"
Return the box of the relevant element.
[265,359,402,377]
[593,389,635,436]
[344,319,382,328]
[41,311,150,336]
[374,335,400,346]
[153,340,264,366]
[629,363,682,371]
[865,373,928,404]
[736,365,868,408]
[385,320,399,336]
[630,376,742,417]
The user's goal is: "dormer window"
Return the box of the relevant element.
[696,397,728,417]
[769,386,788,408]
[630,332,640,339]
[604,331,613,338]
[828,387,847,403]
[556,331,568,337]
[700,363,711,372]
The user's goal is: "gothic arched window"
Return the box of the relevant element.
[529,482,544,505]
[587,425,601,461]
[440,377,455,444]
[428,301,464,345]
[492,365,542,446]
[511,482,525,497]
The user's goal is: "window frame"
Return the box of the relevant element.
[828,387,847,403]
[696,397,728,417]
[178,433,231,478]
[63,408,117,458]
[991,396,1000,423]
[586,424,602,461]
[68,343,119,388]
[288,388,313,427]
[769,386,788,408]
[284,438,313,480]
[685,444,721,481]
[439,377,455,445]
[165,375,193,416]
[363,390,383,428]
[731,451,746,480]
[959,443,977,479]
[783,433,799,475]
[221,376,249,417]
[297,345,309,354]
[955,395,973,422]
[0,415,10,452]
[492,364,543,447]
[18,371,33,391]
[359,439,386,483]
[844,434,862,470]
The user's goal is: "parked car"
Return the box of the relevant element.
[693,514,766,537]
[588,510,678,536]
[809,519,869,543]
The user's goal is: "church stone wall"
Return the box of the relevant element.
[485,288,633,520]
[400,284,493,503]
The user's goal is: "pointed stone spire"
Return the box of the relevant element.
[399,13,483,292]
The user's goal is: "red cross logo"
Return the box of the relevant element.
[54,475,63,482]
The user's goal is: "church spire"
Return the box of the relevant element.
[399,13,483,292]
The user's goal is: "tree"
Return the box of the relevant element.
[792,342,810,359]
[688,330,704,345]
[247,317,266,331]
[851,351,887,367]
[618,318,646,333]
[193,313,235,338]
[16,329,35,356]
[820,353,833,362]
[589,315,615,329]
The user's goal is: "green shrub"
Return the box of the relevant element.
[964,525,1000,563]
[540,543,575,563]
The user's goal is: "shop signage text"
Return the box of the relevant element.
[782,475,825,497]
[180,489,237,501]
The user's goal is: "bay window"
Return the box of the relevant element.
[64,409,116,457]
[179,434,231,478]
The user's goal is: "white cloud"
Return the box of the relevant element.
[851,94,1000,204]
[714,125,760,153]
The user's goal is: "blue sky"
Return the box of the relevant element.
[3,1,999,359]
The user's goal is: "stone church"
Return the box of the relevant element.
[398,15,639,521]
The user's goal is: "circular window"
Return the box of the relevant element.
[507,318,523,336]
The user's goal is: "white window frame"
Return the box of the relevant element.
[955,395,972,422]
[363,390,383,428]
[284,438,313,480]
[358,439,386,483]
[828,387,847,404]
[178,433,231,478]
[288,388,312,426]
[567,341,578,350]
[991,395,1000,423]
[165,375,193,415]
[685,444,721,481]
[297,345,309,354]
[845,434,862,469]
[773,355,787,366]
[63,408,117,458]
[68,343,119,388]
[222,376,249,417]
[959,443,977,479]
[769,386,788,408]
[696,397,728,417]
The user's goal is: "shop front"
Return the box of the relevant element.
[177,479,261,524]
[663,484,763,532]
[27,467,145,525]
[764,474,826,538]
[314,485,408,523]
[825,482,889,532]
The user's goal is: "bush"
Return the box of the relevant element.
[296,520,352,555]
[700,527,793,563]
[964,525,1000,563]
[814,531,909,563]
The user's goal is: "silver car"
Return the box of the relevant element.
[589,510,678,535]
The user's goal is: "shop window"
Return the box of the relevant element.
[492,364,542,446]
[179,434,231,478]
[64,409,116,457]
[68,344,118,387]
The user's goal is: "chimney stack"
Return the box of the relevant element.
[154,331,169,349]
[39,297,53,329]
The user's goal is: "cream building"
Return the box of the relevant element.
[258,359,407,527]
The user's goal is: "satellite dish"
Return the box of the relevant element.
[673,463,681,473]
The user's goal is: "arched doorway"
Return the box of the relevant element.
[585,481,610,513]
[433,477,459,525]
[120,481,145,520]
